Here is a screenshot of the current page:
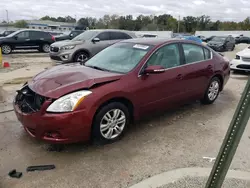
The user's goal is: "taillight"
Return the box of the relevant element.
[51,35,55,41]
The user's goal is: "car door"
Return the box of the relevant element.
[180,43,214,100]
[13,31,31,49]
[91,31,111,55]
[29,31,44,48]
[133,43,188,115]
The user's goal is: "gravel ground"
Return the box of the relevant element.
[159,177,250,188]
[0,44,250,188]
[0,52,52,73]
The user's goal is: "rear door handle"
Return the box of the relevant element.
[25,39,30,41]
[176,74,183,80]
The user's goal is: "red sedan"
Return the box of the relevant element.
[14,38,230,144]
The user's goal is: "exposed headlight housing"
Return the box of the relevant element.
[60,45,75,50]
[46,90,92,112]
[235,55,240,60]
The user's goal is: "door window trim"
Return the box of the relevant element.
[138,42,184,77]
[138,42,213,77]
[181,42,213,65]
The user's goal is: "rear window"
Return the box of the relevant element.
[182,44,205,64]
[110,32,132,40]
[204,48,211,59]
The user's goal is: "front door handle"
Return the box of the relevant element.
[25,39,30,41]
[176,74,183,80]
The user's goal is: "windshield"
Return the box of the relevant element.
[72,30,98,41]
[6,30,21,37]
[211,36,226,42]
[85,42,153,73]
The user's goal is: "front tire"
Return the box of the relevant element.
[74,52,89,63]
[201,77,221,105]
[1,44,12,54]
[92,102,130,145]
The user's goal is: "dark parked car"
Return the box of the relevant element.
[55,30,84,41]
[50,29,137,63]
[235,36,250,44]
[14,38,230,144]
[203,36,215,43]
[0,30,16,37]
[0,29,55,54]
[207,36,235,52]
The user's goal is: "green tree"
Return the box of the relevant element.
[14,20,28,28]
[183,16,197,32]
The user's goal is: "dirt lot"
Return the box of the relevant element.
[0,44,250,188]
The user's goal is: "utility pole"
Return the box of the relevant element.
[178,15,180,33]
[5,10,9,29]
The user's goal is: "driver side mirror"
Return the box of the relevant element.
[92,37,100,43]
[69,33,74,37]
[143,65,165,74]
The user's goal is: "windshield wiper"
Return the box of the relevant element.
[85,65,110,72]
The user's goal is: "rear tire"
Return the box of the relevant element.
[40,44,50,53]
[92,102,130,145]
[1,44,12,54]
[201,77,221,105]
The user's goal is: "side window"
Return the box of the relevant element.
[182,44,205,64]
[147,44,181,69]
[204,48,211,60]
[110,32,132,40]
[16,31,29,39]
[96,32,110,41]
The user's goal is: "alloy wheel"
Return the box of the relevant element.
[2,45,11,54]
[77,54,88,63]
[208,80,219,101]
[43,44,50,53]
[100,109,126,140]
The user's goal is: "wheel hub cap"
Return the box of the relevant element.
[208,81,219,101]
[100,109,126,140]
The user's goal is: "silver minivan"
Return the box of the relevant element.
[49,29,137,63]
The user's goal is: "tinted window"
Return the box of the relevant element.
[183,44,205,64]
[204,48,211,60]
[16,31,29,38]
[72,30,98,41]
[30,31,49,39]
[96,32,110,41]
[110,32,132,40]
[147,44,181,69]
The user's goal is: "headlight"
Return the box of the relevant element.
[46,90,92,112]
[60,45,75,50]
[235,55,240,60]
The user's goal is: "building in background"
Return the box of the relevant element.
[26,20,76,32]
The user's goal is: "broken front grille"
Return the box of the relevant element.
[15,86,46,114]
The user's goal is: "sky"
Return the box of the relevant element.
[0,0,249,22]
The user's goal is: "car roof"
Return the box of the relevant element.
[120,38,184,46]
[16,29,49,33]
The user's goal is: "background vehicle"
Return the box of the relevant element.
[0,30,16,37]
[14,39,230,145]
[230,46,250,72]
[0,29,55,54]
[174,35,202,43]
[55,30,85,41]
[235,36,250,44]
[203,36,215,43]
[50,29,137,63]
[207,36,235,52]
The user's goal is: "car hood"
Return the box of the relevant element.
[237,48,250,57]
[51,40,84,47]
[28,64,123,98]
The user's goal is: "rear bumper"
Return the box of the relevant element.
[207,45,224,52]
